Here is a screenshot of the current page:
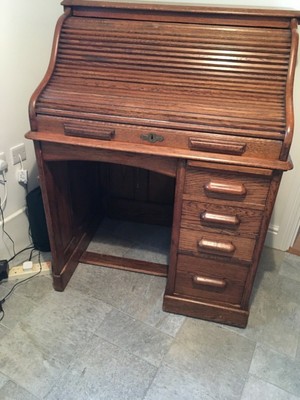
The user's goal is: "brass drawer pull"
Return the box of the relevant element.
[189,138,246,155]
[204,181,247,197]
[198,238,236,254]
[200,211,240,227]
[64,123,115,140]
[193,275,227,289]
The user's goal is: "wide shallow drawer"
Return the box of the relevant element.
[37,116,282,160]
[175,254,248,305]
[184,167,271,209]
[179,228,256,263]
[181,200,263,238]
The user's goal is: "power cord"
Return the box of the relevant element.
[0,171,8,209]
[0,251,42,322]
[8,244,35,263]
[0,191,16,258]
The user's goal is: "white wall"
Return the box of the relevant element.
[0,1,61,259]
[0,0,299,260]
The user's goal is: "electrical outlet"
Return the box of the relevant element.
[17,169,28,184]
[10,144,26,165]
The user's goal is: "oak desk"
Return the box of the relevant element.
[26,1,300,327]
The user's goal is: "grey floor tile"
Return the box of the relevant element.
[143,364,215,400]
[0,380,39,400]
[0,324,67,399]
[164,319,255,400]
[71,263,185,337]
[87,229,134,256]
[224,293,300,358]
[241,375,300,400]
[96,308,174,367]
[0,289,112,398]
[89,219,171,263]
[124,245,168,264]
[250,343,300,397]
[70,263,156,309]
[153,312,186,338]
[297,335,300,361]
[0,292,37,330]
[0,372,9,389]
[0,323,10,336]
[23,287,112,348]
[223,249,300,358]
[114,272,185,336]
[279,252,300,283]
[45,334,157,400]
[4,275,53,303]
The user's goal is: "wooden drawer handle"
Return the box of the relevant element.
[204,181,247,197]
[64,124,115,140]
[193,275,227,289]
[200,211,240,227]
[198,238,236,254]
[189,138,246,155]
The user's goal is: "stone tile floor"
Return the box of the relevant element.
[0,219,300,399]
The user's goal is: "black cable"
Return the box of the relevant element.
[0,306,4,322]
[0,199,16,258]
[0,251,42,322]
[7,244,35,263]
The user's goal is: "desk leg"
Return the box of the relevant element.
[34,141,101,290]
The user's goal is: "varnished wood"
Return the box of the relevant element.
[199,210,240,228]
[192,275,227,289]
[80,252,168,276]
[204,181,247,198]
[181,201,263,238]
[163,294,249,328]
[26,1,299,328]
[189,138,246,155]
[197,238,236,255]
[179,228,256,264]
[174,255,248,305]
[25,131,293,172]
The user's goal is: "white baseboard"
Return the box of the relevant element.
[265,223,285,251]
[0,207,31,260]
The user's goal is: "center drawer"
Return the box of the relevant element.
[184,167,271,209]
[175,254,248,305]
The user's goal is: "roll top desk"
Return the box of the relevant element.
[26,0,300,327]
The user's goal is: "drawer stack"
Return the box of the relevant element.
[165,162,273,327]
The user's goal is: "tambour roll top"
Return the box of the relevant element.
[29,1,299,161]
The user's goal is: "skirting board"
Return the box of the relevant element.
[265,224,280,250]
[0,207,31,260]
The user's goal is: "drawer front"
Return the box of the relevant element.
[175,254,248,305]
[179,228,256,263]
[187,132,281,159]
[181,201,263,238]
[184,167,271,209]
[37,116,282,160]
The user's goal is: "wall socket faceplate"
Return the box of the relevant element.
[10,144,26,165]
[0,152,7,172]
